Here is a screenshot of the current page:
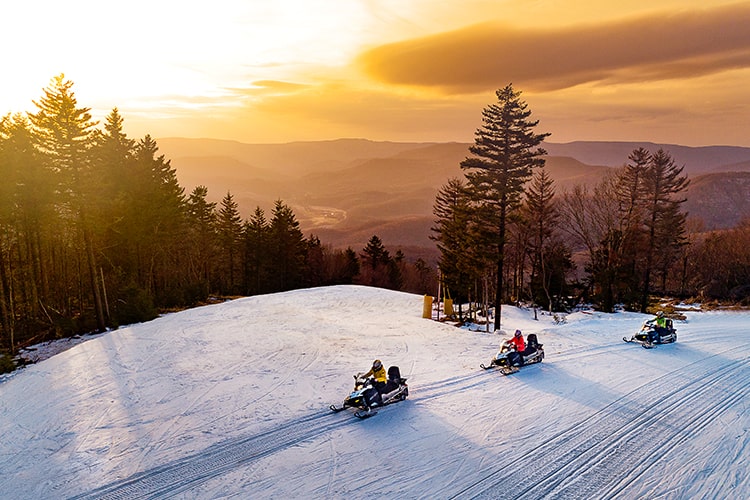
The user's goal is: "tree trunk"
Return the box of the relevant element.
[495,202,507,331]
[0,241,15,352]
[82,223,106,332]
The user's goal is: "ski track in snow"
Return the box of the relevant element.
[70,346,749,499]
[4,288,748,499]
[451,344,750,499]
[69,410,357,499]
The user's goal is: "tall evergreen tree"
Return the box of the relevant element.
[91,108,137,305]
[217,192,243,294]
[614,148,651,306]
[639,149,689,311]
[243,206,269,295]
[523,169,561,310]
[359,235,399,289]
[431,178,476,307]
[337,247,360,285]
[186,186,217,300]
[129,135,186,304]
[0,113,57,344]
[460,84,549,330]
[28,74,106,331]
[268,200,306,292]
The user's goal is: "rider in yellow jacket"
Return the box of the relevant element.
[362,359,387,392]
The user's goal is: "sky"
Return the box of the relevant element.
[0,286,747,497]
[2,0,750,146]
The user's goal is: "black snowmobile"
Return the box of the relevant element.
[330,366,408,419]
[623,318,677,348]
[481,333,544,374]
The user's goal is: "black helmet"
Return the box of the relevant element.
[372,359,382,370]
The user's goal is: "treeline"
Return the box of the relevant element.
[0,75,435,355]
[432,85,750,320]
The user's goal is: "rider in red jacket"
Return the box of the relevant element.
[509,330,525,352]
[507,330,525,367]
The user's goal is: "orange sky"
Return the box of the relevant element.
[2,0,750,146]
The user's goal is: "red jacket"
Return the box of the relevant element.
[508,335,525,352]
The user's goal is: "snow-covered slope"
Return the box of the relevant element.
[0,285,748,498]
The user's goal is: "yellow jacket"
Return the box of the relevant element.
[365,365,387,383]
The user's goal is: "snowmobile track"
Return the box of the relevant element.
[69,411,354,500]
[450,346,750,499]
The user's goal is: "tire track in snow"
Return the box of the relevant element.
[450,346,750,499]
[69,410,354,500]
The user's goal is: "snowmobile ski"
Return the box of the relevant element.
[331,366,408,419]
[624,319,677,348]
[482,333,544,373]
[354,408,378,419]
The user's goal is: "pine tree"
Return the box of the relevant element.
[460,84,549,330]
[614,147,651,306]
[128,135,186,305]
[362,235,389,269]
[186,186,217,298]
[523,169,561,311]
[28,74,106,331]
[217,192,243,294]
[83,109,143,324]
[639,149,689,311]
[338,247,360,284]
[243,206,269,295]
[1,114,57,339]
[93,108,136,204]
[268,200,306,292]
[431,177,476,309]
[359,235,398,289]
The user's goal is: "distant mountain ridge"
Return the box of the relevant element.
[543,141,750,176]
[156,138,750,252]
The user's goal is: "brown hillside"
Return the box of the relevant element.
[685,172,750,229]
[157,137,745,253]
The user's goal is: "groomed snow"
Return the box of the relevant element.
[0,285,748,499]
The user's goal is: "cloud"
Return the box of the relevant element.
[357,3,750,93]
[233,80,311,96]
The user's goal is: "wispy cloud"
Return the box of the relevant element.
[358,3,750,93]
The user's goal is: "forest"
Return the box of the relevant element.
[432,85,750,328]
[0,75,429,363]
[1,76,749,367]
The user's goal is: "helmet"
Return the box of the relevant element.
[372,359,382,370]
[656,311,664,318]
[514,330,522,338]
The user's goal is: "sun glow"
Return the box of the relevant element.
[2,0,749,145]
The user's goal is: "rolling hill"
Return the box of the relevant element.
[156,138,750,252]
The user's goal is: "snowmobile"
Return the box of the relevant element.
[481,334,544,374]
[623,318,677,348]
[330,366,408,419]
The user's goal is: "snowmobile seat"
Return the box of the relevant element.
[383,366,403,393]
[523,334,542,354]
